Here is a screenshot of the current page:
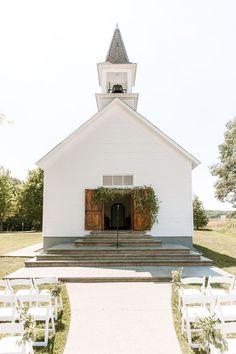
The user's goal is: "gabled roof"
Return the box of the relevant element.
[105,25,130,64]
[37,98,200,169]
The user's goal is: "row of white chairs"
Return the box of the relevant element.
[178,276,236,353]
[179,275,236,309]
[0,292,55,347]
[0,277,64,351]
[0,277,63,320]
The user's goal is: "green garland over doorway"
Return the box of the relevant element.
[92,186,160,230]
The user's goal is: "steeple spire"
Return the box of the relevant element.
[96,27,137,111]
[106,25,130,64]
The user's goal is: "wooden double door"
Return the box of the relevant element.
[85,189,150,231]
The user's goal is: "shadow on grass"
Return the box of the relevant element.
[194,243,236,269]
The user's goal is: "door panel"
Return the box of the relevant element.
[133,190,151,231]
[85,189,102,230]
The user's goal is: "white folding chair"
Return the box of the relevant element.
[210,323,236,354]
[178,277,205,310]
[0,280,10,295]
[0,322,34,354]
[17,293,55,347]
[33,277,63,320]
[8,279,35,297]
[206,276,235,298]
[181,292,215,348]
[0,294,18,322]
[215,293,236,324]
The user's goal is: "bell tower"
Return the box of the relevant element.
[96,25,138,111]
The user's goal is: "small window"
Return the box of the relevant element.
[102,175,133,186]
[124,175,133,185]
[113,176,123,185]
[103,176,112,186]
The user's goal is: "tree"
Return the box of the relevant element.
[226,210,236,219]
[210,117,236,207]
[0,166,17,231]
[19,168,44,230]
[193,195,209,230]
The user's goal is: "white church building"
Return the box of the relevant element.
[37,26,200,251]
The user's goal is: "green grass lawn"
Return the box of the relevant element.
[194,229,236,275]
[0,232,42,255]
[0,233,70,354]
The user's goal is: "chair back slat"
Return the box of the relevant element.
[33,277,58,288]
[8,279,34,287]
[0,322,24,334]
[181,294,214,305]
[0,294,17,304]
[216,293,236,305]
[181,277,205,285]
[17,293,52,307]
[220,322,236,335]
[207,276,235,286]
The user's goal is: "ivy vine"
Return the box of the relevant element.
[92,186,160,230]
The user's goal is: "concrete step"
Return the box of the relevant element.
[90,231,147,235]
[25,256,213,268]
[46,244,190,255]
[76,232,157,243]
[36,251,200,261]
[74,240,162,247]
[77,236,155,242]
[81,233,154,238]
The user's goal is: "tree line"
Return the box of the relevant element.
[0,167,43,231]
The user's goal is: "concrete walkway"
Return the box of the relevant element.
[4,243,43,257]
[63,282,182,354]
[6,264,227,282]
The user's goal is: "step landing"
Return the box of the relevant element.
[5,265,226,283]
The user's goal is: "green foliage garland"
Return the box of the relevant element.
[92,186,160,229]
[51,281,64,298]
[17,306,36,344]
[171,267,183,292]
[193,316,228,353]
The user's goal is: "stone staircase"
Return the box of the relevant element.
[25,231,213,268]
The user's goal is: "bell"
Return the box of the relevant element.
[111,84,124,93]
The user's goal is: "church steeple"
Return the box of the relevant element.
[96,26,138,111]
[105,24,130,64]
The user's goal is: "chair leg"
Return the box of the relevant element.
[44,318,49,347]
[59,295,63,310]
[181,316,185,335]
[30,342,34,354]
[54,297,58,320]
[51,314,55,334]
[186,321,193,347]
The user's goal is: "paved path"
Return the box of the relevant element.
[63,282,182,354]
[4,243,43,257]
[5,265,226,281]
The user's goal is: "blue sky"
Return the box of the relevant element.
[0,0,235,210]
